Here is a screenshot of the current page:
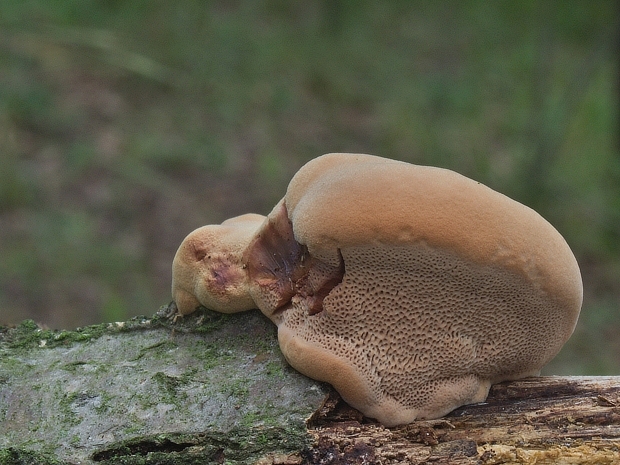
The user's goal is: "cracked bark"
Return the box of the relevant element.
[1,305,619,465]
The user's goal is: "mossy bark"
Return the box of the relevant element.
[0,305,328,465]
[1,305,619,465]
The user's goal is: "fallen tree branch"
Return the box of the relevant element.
[1,306,618,464]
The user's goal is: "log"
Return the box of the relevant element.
[1,306,618,465]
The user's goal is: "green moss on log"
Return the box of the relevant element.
[0,305,328,464]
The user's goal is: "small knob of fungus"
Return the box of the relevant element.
[172,214,264,315]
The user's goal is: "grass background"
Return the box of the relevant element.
[0,1,618,375]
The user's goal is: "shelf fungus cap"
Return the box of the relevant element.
[172,153,583,426]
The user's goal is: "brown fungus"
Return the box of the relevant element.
[171,153,583,426]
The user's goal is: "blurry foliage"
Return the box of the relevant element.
[0,1,618,374]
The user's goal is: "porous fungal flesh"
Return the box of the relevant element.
[171,153,583,426]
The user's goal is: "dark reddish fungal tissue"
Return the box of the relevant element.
[244,202,344,316]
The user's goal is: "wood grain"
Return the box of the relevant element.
[304,377,620,465]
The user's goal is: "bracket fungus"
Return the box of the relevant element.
[171,153,583,426]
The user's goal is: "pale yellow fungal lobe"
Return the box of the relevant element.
[171,153,583,426]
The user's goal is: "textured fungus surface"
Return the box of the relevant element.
[171,153,583,426]
[277,243,569,424]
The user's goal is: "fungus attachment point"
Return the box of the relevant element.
[172,153,583,426]
[244,201,345,320]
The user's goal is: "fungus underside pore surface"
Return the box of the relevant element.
[274,240,571,423]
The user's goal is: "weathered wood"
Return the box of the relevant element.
[306,377,620,464]
[1,307,619,465]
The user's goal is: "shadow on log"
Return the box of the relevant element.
[1,305,618,464]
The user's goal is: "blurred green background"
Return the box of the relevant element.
[0,1,618,375]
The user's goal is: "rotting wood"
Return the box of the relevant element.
[303,377,620,465]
